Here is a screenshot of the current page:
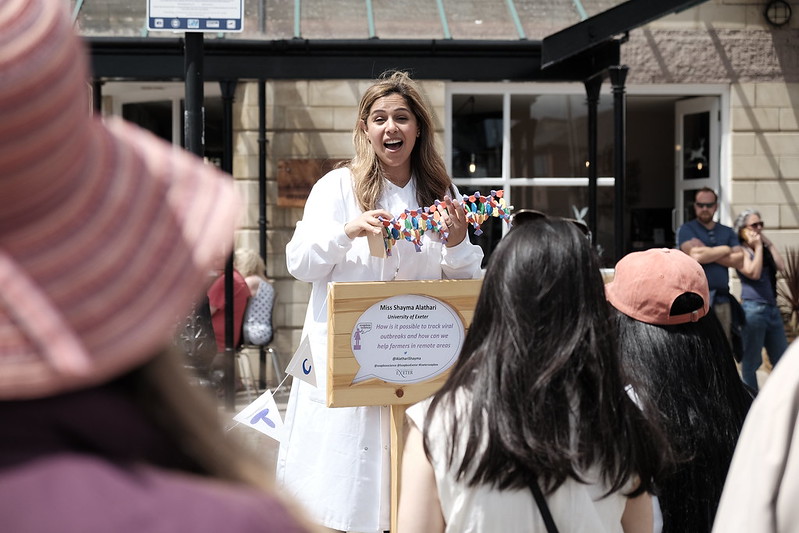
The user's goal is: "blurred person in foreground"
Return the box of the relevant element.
[607,249,752,533]
[0,1,313,531]
[712,339,799,533]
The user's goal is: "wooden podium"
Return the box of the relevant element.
[326,278,482,531]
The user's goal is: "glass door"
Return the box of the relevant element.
[674,96,720,229]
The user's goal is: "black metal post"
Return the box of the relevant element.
[258,79,268,390]
[220,79,238,410]
[584,75,602,246]
[221,80,237,170]
[184,33,204,156]
[183,32,220,396]
[223,253,235,410]
[92,80,103,115]
[610,65,628,262]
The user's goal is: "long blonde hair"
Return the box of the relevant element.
[349,70,453,211]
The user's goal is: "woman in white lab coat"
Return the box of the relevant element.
[276,70,484,533]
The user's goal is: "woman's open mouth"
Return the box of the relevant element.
[384,139,403,151]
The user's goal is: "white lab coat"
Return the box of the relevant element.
[277,167,483,532]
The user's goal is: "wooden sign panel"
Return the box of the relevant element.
[277,158,346,207]
[326,278,482,408]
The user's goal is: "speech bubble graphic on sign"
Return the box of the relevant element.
[350,294,464,385]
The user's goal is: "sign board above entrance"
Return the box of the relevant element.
[147,0,243,32]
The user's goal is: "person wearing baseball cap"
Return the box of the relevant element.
[0,0,312,531]
[606,248,752,533]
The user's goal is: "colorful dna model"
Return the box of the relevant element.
[378,190,512,256]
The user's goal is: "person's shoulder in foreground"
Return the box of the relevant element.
[0,454,310,533]
[0,1,315,532]
[712,339,799,533]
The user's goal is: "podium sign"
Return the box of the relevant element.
[327,278,481,531]
[326,279,482,407]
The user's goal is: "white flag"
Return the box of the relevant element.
[233,389,285,442]
[285,335,317,388]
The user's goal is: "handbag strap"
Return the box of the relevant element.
[529,477,560,533]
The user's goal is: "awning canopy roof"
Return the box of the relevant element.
[77,0,707,81]
[75,0,631,41]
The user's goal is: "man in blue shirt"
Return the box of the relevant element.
[677,187,743,344]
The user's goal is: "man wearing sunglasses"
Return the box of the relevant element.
[677,187,744,350]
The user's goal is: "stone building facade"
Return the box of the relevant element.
[228,2,797,358]
[627,0,799,230]
[83,0,799,360]
[625,0,799,302]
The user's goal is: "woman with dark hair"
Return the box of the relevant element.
[278,70,483,532]
[399,218,665,532]
[733,209,787,391]
[607,249,752,533]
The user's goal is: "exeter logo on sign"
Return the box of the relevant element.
[350,294,464,385]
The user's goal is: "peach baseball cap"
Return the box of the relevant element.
[606,248,710,326]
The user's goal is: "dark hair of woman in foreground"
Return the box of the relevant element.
[614,296,752,533]
[424,218,665,495]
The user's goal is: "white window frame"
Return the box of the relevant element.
[445,82,730,222]
[102,81,222,148]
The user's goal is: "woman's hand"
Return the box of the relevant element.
[743,228,762,249]
[344,209,394,240]
[441,195,468,247]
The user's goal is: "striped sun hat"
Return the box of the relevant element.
[0,0,239,399]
